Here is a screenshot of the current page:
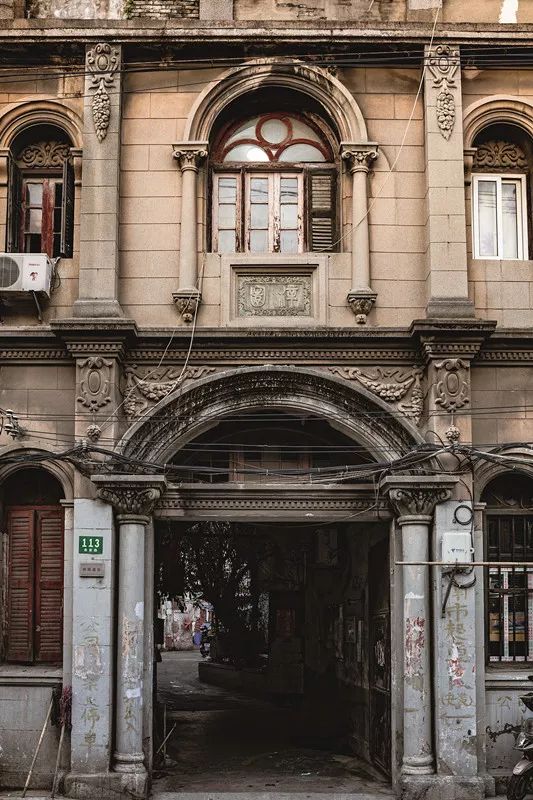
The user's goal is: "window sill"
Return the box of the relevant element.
[0,663,62,686]
[485,667,533,690]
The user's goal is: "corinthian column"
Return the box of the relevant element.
[340,143,379,324]
[382,475,457,778]
[172,143,209,323]
[92,474,166,779]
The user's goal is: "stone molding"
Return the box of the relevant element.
[426,44,460,141]
[126,347,419,364]
[86,43,120,143]
[65,341,126,359]
[328,365,424,426]
[123,364,216,422]
[92,474,166,516]
[382,475,458,519]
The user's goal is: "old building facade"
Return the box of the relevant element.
[2,0,533,798]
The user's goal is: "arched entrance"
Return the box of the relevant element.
[115,367,422,793]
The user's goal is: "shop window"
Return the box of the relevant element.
[211,113,338,254]
[471,136,531,260]
[6,131,75,258]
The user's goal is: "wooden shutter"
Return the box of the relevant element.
[6,509,34,663]
[6,154,23,253]
[60,158,75,258]
[35,509,64,664]
[306,169,337,252]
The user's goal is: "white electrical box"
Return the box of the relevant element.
[0,253,53,297]
[441,530,473,564]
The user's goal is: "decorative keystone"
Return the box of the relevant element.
[172,289,202,324]
[92,474,167,517]
[347,289,377,324]
[382,475,458,521]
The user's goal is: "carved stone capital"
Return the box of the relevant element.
[92,474,166,516]
[86,43,120,143]
[340,143,379,174]
[173,289,202,323]
[382,475,458,521]
[172,142,209,172]
[347,289,377,324]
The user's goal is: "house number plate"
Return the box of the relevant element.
[79,535,103,554]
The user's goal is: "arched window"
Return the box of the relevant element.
[1,468,64,664]
[482,473,533,663]
[211,111,338,254]
[471,125,532,260]
[6,125,75,258]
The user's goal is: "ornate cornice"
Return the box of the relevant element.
[92,474,166,516]
[382,475,458,520]
[86,43,120,143]
[66,341,126,359]
[126,347,419,364]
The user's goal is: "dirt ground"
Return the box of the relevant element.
[153,651,393,796]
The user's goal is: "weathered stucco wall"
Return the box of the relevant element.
[471,366,533,446]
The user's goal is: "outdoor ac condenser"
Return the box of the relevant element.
[0,253,53,297]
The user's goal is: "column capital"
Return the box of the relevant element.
[340,142,379,173]
[382,475,458,521]
[92,474,166,516]
[172,141,209,171]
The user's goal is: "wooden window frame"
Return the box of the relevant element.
[472,172,528,260]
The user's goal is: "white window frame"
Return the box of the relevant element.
[244,172,304,255]
[212,172,242,254]
[472,172,528,260]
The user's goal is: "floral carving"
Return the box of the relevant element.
[341,147,379,174]
[434,358,469,412]
[172,146,208,171]
[77,356,114,412]
[123,364,216,422]
[328,366,424,426]
[387,486,452,518]
[427,45,459,141]
[173,290,201,323]
[86,43,119,143]
[94,478,166,516]
[347,290,377,324]
[474,140,528,171]
[17,141,70,169]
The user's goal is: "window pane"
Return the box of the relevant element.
[281,204,298,229]
[219,177,237,203]
[502,181,519,259]
[28,208,42,234]
[260,118,289,144]
[217,229,236,254]
[250,230,268,252]
[250,178,269,203]
[280,230,298,253]
[225,144,269,162]
[218,203,236,228]
[280,177,298,203]
[26,183,43,205]
[250,203,268,229]
[279,143,326,162]
[478,180,498,257]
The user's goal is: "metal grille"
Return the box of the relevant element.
[0,255,20,288]
[487,515,533,662]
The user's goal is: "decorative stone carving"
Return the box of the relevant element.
[329,365,424,426]
[172,145,208,171]
[16,141,70,169]
[474,140,528,171]
[347,289,377,324]
[238,275,312,317]
[86,43,120,142]
[427,45,459,140]
[86,423,102,442]
[172,290,202,323]
[341,146,379,174]
[434,358,469,412]
[445,424,461,444]
[387,484,453,518]
[123,364,216,422]
[77,356,114,412]
[92,475,166,517]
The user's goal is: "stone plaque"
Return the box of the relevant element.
[237,274,312,317]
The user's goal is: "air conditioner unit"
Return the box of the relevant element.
[0,253,53,298]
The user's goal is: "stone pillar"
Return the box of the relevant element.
[423,45,474,319]
[340,143,379,324]
[382,475,457,790]
[171,143,208,323]
[92,475,166,790]
[61,499,74,687]
[73,43,123,319]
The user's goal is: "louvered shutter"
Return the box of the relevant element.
[6,154,23,253]
[60,158,75,258]
[6,509,34,663]
[35,509,64,664]
[306,169,337,252]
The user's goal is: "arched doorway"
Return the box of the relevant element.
[118,367,421,793]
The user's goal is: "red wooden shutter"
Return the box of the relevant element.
[35,509,64,664]
[6,509,35,663]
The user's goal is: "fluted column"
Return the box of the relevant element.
[340,143,379,324]
[382,475,457,777]
[172,143,208,323]
[92,474,166,777]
